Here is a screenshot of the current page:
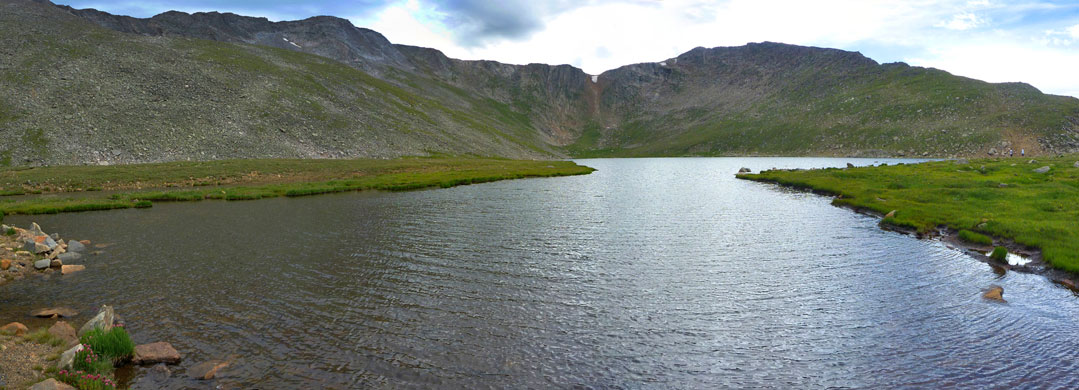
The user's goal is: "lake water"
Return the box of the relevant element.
[4,158,1079,389]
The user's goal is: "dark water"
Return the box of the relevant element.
[4,158,1079,389]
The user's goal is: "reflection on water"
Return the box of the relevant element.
[3,158,1078,389]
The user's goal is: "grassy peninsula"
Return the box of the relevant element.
[738,154,1079,272]
[0,157,594,217]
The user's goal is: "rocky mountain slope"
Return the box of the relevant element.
[1,0,1077,166]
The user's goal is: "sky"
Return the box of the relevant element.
[56,0,1079,97]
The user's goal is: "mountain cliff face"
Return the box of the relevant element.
[1,0,1077,166]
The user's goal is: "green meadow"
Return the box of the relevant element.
[738,154,1079,272]
[0,157,594,218]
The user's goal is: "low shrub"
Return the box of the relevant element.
[958,230,993,246]
[79,327,134,364]
[990,246,1008,261]
[5,227,15,236]
[57,369,116,390]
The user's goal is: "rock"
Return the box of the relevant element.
[31,307,79,318]
[1028,159,1036,164]
[57,344,84,370]
[78,240,91,246]
[29,379,75,390]
[66,240,86,253]
[61,264,85,275]
[955,158,968,164]
[1074,161,1079,168]
[846,162,855,168]
[988,148,997,155]
[149,363,172,379]
[133,342,182,365]
[25,240,51,254]
[884,210,896,218]
[998,183,1008,188]
[15,250,31,257]
[29,222,45,236]
[1,321,29,336]
[1033,166,1050,173]
[983,285,1005,302]
[1,259,10,270]
[738,167,751,173]
[48,321,78,346]
[57,252,82,262]
[34,259,52,269]
[188,360,229,380]
[78,305,116,336]
[1061,279,1076,289]
[50,259,62,268]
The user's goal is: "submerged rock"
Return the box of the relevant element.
[188,360,229,380]
[60,264,85,275]
[33,259,52,269]
[31,307,78,318]
[133,342,182,365]
[983,285,1005,302]
[57,252,82,262]
[1033,166,1050,173]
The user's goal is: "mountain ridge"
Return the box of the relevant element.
[0,0,1076,166]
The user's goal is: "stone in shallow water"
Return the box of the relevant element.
[133,342,182,365]
[983,285,1005,302]
[65,240,86,253]
[58,252,82,262]
[31,307,79,317]
[60,264,85,275]
[78,305,116,336]
[188,360,229,380]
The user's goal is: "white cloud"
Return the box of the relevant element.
[1069,24,1079,39]
[936,12,986,30]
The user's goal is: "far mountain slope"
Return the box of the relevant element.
[1,0,1077,166]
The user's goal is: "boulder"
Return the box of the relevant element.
[57,344,85,370]
[846,163,855,168]
[884,210,897,218]
[988,148,997,155]
[78,305,116,336]
[1,259,10,270]
[31,307,78,318]
[29,379,75,390]
[61,265,85,275]
[78,240,91,246]
[737,167,752,173]
[25,240,51,254]
[1033,166,1050,173]
[34,259,52,269]
[65,240,86,253]
[50,259,62,268]
[188,360,229,380]
[133,342,182,365]
[955,158,968,164]
[1,321,29,336]
[29,222,45,236]
[983,285,1005,302]
[57,252,82,262]
[1074,161,1079,168]
[48,321,78,346]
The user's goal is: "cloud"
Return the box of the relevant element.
[936,12,986,30]
[417,0,589,47]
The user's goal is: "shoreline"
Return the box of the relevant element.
[739,174,1079,291]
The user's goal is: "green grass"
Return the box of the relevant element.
[958,229,993,246]
[739,154,1079,272]
[79,327,134,364]
[0,157,594,217]
[991,246,1008,261]
[23,328,66,348]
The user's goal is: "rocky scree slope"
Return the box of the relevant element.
[2,0,1078,166]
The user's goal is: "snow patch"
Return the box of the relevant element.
[659,62,667,66]
[591,75,598,83]
[283,37,302,48]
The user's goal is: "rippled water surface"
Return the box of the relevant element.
[4,158,1079,389]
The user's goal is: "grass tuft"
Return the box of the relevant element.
[958,230,993,246]
[79,326,134,364]
[991,246,1008,261]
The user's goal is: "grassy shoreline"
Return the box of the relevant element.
[0,157,595,218]
[737,154,1079,272]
